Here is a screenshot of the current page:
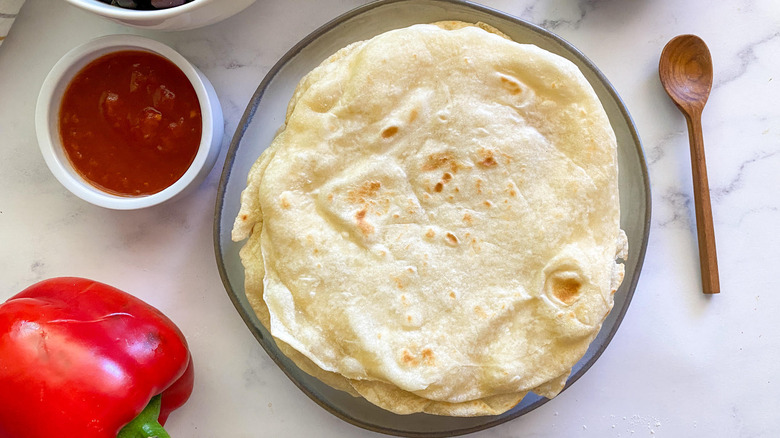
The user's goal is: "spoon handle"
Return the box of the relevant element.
[686,110,720,294]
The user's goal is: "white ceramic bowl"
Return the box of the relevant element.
[64,0,256,31]
[35,34,224,210]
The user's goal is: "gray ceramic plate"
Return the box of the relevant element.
[215,0,651,436]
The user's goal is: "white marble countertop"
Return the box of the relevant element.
[1,0,778,437]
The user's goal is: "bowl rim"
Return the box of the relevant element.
[35,34,217,210]
[63,0,206,19]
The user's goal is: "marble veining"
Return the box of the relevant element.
[656,188,694,230]
[715,30,780,87]
[711,149,780,202]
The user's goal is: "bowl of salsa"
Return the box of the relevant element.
[36,34,223,210]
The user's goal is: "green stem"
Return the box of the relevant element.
[117,395,171,438]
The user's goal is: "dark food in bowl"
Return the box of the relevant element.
[100,0,193,10]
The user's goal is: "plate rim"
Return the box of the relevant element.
[214,0,652,436]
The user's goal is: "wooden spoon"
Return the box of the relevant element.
[659,34,720,294]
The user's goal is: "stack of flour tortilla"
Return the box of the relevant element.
[233,21,628,416]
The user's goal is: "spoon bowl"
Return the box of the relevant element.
[659,34,720,295]
[659,35,713,115]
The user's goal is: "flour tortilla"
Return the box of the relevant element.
[234,22,627,416]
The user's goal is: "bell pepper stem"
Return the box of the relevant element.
[117,395,171,438]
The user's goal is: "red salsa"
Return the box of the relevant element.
[59,50,202,197]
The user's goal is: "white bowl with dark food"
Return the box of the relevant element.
[36,34,223,210]
[64,0,256,31]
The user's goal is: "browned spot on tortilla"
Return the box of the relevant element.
[401,349,417,366]
[381,126,399,138]
[421,348,435,366]
[423,152,459,173]
[395,277,404,290]
[484,200,492,207]
[445,232,459,245]
[474,306,488,318]
[348,180,382,204]
[425,228,435,239]
[479,153,497,167]
[553,277,582,305]
[434,182,444,192]
[463,213,473,224]
[476,179,483,193]
[499,74,523,95]
[409,109,418,123]
[442,172,453,182]
[280,196,291,209]
[449,291,456,299]
[355,209,374,235]
[240,214,248,221]
[470,238,481,254]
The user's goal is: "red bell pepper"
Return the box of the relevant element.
[0,277,194,438]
